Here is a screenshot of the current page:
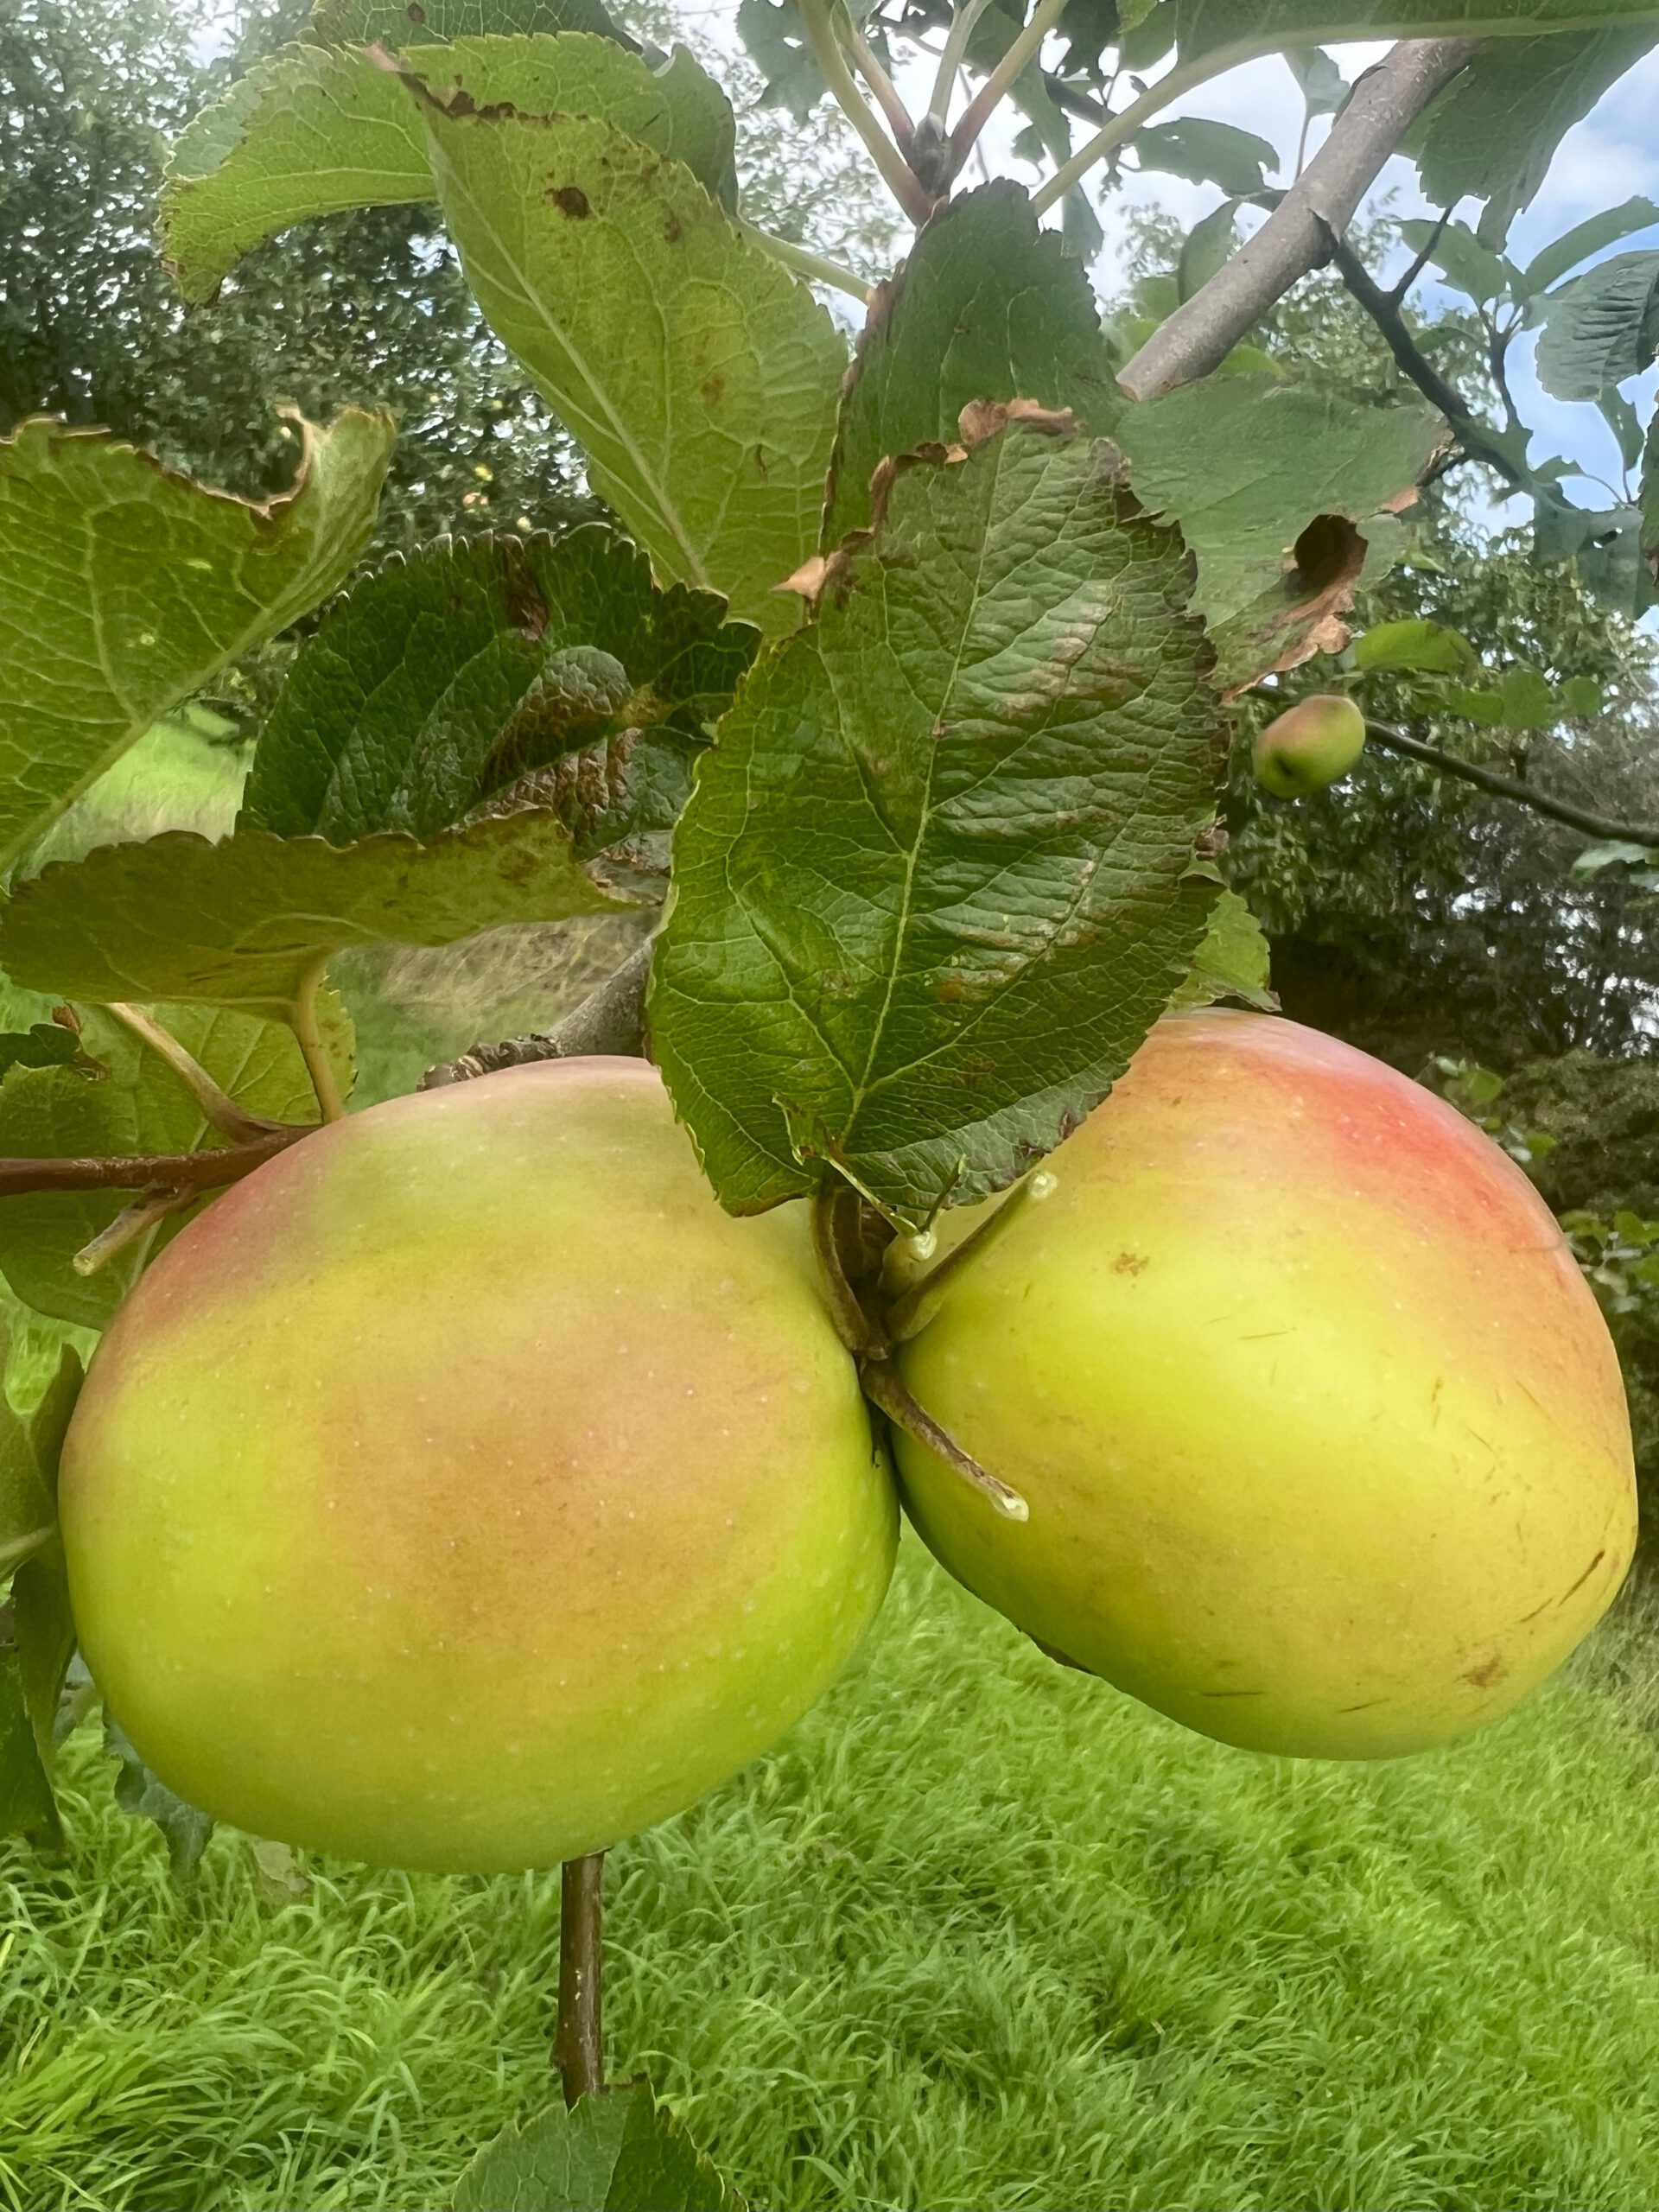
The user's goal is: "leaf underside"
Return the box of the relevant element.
[0,814,633,1023]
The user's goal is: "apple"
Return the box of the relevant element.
[1252,693,1367,797]
[60,1058,896,1872]
[892,1012,1636,1758]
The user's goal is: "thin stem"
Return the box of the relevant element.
[0,1129,304,1198]
[798,0,933,224]
[737,219,872,303]
[73,1189,192,1277]
[1322,226,1526,488]
[106,1003,289,1142]
[928,0,995,121]
[947,0,1070,176]
[1389,202,1452,304]
[859,1357,1029,1521]
[290,957,346,1124]
[848,22,914,154]
[811,1179,887,1357]
[885,1170,1057,1342]
[1292,103,1312,181]
[552,1852,606,2108]
[1365,721,1659,849]
[1033,54,1224,215]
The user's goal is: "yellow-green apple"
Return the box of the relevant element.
[1252,694,1366,797]
[60,1058,896,1871]
[892,1012,1635,1758]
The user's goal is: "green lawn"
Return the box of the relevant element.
[6,1538,1659,2212]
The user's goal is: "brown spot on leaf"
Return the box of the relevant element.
[1464,1654,1508,1689]
[957,397,1077,450]
[664,212,683,245]
[1113,1252,1148,1276]
[405,1,425,18]
[548,185,591,219]
[702,374,725,410]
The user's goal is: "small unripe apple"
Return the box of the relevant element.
[1252,693,1366,797]
[893,1013,1635,1759]
[60,1059,896,1872]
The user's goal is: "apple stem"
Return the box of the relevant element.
[858,1358,1029,1522]
[72,1186,192,1276]
[884,1171,1057,1343]
[810,1179,889,1358]
[290,958,346,1124]
[552,1851,607,2107]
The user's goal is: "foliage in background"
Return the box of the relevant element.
[1117,209,1659,1070]
[0,0,593,546]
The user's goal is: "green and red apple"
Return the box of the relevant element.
[60,1058,896,1872]
[1252,694,1367,797]
[893,1012,1636,1758]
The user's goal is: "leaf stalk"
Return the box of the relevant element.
[797,0,935,224]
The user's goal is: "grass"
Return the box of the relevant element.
[7,1540,1659,2212]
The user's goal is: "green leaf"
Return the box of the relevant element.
[0,1002,349,1329]
[650,419,1224,1224]
[0,1335,58,1580]
[314,0,628,43]
[1353,617,1478,675]
[104,1713,213,1877]
[1560,674,1605,717]
[823,181,1117,545]
[12,1538,73,1767]
[1601,386,1647,473]
[1521,195,1659,298]
[1535,491,1654,615]
[1536,251,1659,400]
[452,2085,744,2212]
[734,0,825,119]
[0,814,633,1025]
[419,102,845,635]
[1169,889,1274,1011]
[1178,200,1239,303]
[162,35,738,303]
[0,1650,59,1849]
[1396,217,1513,307]
[1447,685,1508,726]
[1575,839,1652,873]
[240,530,754,845]
[1174,1,1659,66]
[0,412,393,872]
[1284,46,1345,112]
[1113,376,1440,626]
[1411,33,1658,250]
[1499,665,1555,729]
[0,1027,87,1082]
[1129,118,1279,195]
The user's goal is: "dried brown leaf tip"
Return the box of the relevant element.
[775,553,833,601]
[956,398,1078,450]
